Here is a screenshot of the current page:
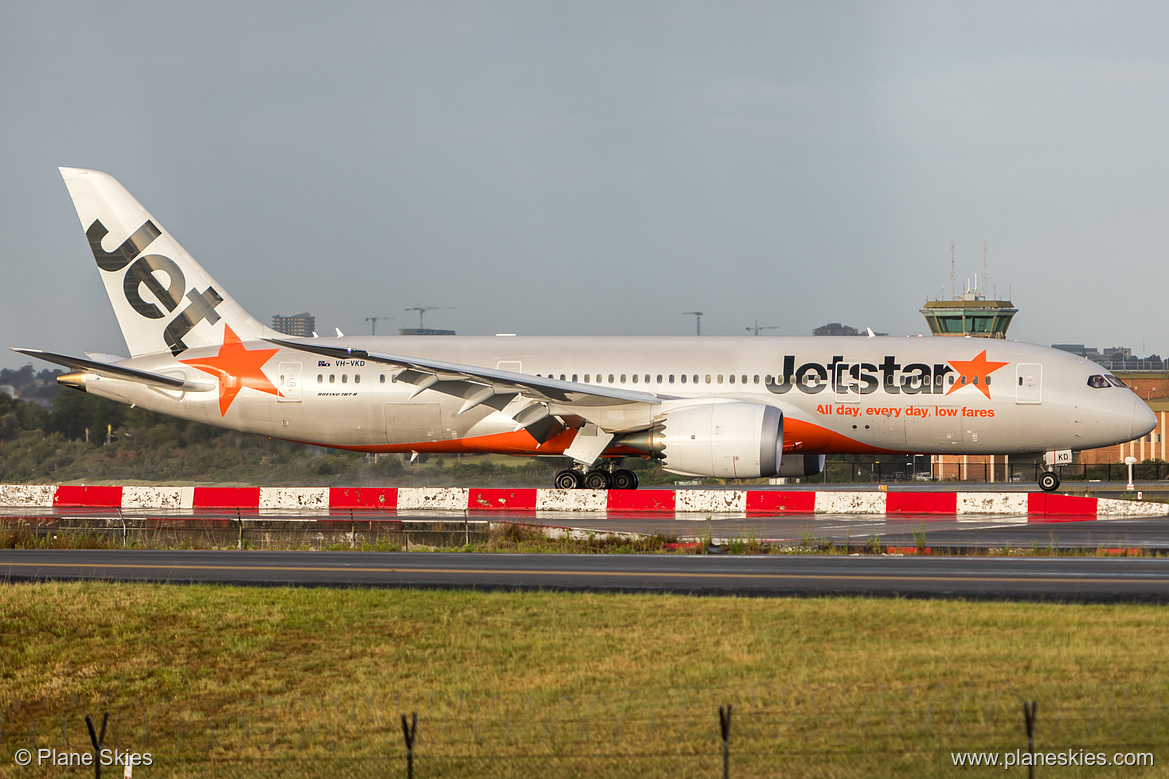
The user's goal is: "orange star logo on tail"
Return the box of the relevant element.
[946,349,1010,399]
[180,325,282,415]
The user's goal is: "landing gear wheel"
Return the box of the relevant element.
[1038,471,1061,492]
[584,469,611,489]
[554,469,583,489]
[610,469,639,490]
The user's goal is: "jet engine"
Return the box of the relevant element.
[777,453,826,478]
[617,401,784,478]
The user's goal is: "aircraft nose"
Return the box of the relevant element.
[1133,396,1157,440]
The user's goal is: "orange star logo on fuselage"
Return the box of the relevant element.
[945,349,1010,399]
[180,325,282,415]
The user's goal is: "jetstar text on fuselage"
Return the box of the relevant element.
[765,354,1007,397]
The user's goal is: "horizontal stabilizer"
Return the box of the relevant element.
[10,348,213,391]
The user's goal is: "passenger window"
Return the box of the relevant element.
[717,375,723,384]
[645,374,651,383]
[632,374,638,384]
[609,374,615,383]
[584,375,590,383]
[656,375,663,383]
[705,375,712,384]
[317,374,323,384]
[728,375,735,384]
[329,374,335,384]
[379,374,386,384]
[765,375,773,385]
[742,375,748,384]
[355,374,361,384]
[341,374,348,384]
[560,374,566,381]
[754,375,760,384]
[693,375,698,384]
[669,374,675,383]
[572,374,578,382]
[680,374,687,384]
[620,374,626,383]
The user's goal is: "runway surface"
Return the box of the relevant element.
[3,549,1169,601]
[564,514,1169,551]
[7,505,1169,551]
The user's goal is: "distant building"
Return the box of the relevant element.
[813,322,860,336]
[272,312,315,338]
[399,328,457,336]
[1054,344,1163,372]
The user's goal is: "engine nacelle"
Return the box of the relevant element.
[620,401,784,479]
[777,453,826,478]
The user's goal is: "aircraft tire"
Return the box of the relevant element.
[1038,471,1061,492]
[554,469,583,489]
[611,469,639,490]
[584,469,611,489]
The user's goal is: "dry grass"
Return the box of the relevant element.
[2,583,1168,777]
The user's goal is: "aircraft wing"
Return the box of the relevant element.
[11,348,213,391]
[266,339,671,409]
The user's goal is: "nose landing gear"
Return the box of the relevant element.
[1039,449,1071,492]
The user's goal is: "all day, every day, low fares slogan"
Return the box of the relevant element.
[815,404,995,419]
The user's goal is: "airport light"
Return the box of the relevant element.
[1125,455,1138,491]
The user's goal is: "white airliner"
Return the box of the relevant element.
[13,168,1156,492]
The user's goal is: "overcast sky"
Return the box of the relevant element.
[3,1,1169,370]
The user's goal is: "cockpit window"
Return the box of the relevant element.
[1107,375,1126,388]
[1087,375,1110,389]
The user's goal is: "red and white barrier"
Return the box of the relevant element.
[2,485,1165,519]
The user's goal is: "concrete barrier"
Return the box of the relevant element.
[1,485,1166,519]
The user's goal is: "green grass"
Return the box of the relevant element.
[3,583,1169,777]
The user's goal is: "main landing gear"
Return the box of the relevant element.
[553,466,639,490]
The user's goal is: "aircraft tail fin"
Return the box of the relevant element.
[59,167,275,357]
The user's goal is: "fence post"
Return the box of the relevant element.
[400,711,418,779]
[85,712,108,779]
[1022,700,1037,779]
[718,704,732,779]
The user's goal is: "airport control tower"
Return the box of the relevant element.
[919,295,1017,338]
[920,243,1016,338]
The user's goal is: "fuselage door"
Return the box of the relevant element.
[277,361,302,402]
[1016,363,1042,404]
[834,365,860,404]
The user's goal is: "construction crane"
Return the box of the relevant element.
[745,320,780,336]
[364,315,394,335]
[406,303,455,329]
[682,311,703,336]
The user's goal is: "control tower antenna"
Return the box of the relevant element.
[982,241,988,299]
[683,311,703,336]
[365,315,394,335]
[950,241,956,299]
[406,303,455,329]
